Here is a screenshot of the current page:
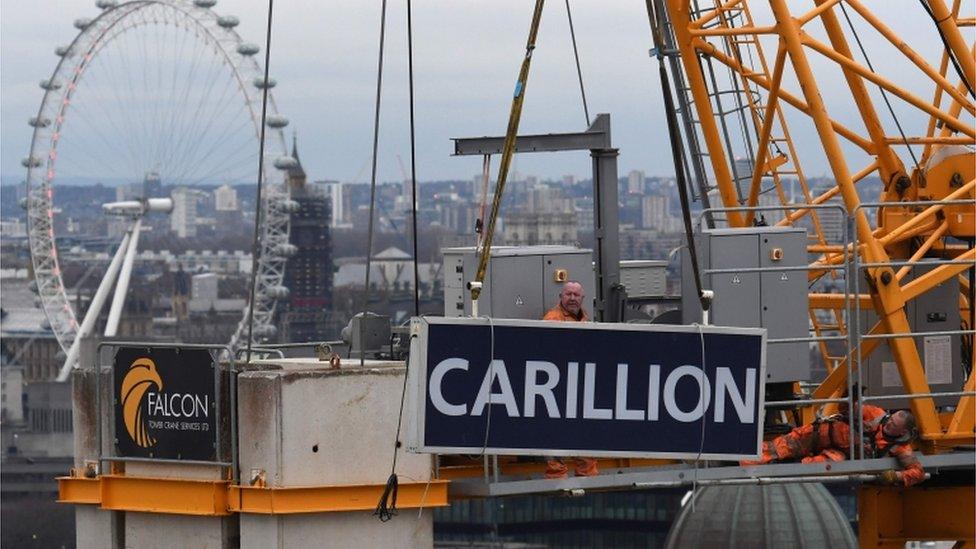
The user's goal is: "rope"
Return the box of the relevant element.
[838,2,920,171]
[476,154,491,248]
[480,316,497,456]
[362,0,389,369]
[407,0,421,317]
[691,323,707,513]
[564,0,590,126]
[244,0,275,365]
[470,0,547,302]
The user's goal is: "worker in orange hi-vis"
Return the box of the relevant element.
[742,404,925,487]
[541,281,599,479]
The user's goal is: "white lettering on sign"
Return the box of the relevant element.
[472,360,520,417]
[146,392,209,419]
[429,358,468,416]
[524,361,560,418]
[428,359,758,424]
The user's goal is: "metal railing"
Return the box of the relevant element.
[850,198,976,457]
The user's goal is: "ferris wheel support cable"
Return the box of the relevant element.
[161,36,221,182]
[244,0,276,363]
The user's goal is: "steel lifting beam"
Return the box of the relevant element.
[452,113,624,321]
[57,474,448,516]
[452,113,612,155]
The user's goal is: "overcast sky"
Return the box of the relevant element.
[1,0,970,185]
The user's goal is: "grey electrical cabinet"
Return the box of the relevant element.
[861,264,962,407]
[682,227,809,383]
[443,246,595,320]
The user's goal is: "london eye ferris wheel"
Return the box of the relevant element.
[23,0,297,377]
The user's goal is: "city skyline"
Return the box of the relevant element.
[2,1,943,188]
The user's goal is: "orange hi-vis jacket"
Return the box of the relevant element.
[749,404,925,487]
[542,304,588,322]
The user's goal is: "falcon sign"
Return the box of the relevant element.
[407,317,766,460]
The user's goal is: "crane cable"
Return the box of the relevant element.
[646,0,710,312]
[918,0,975,99]
[565,0,591,126]
[243,0,276,365]
[362,0,389,372]
[407,0,420,317]
[470,0,547,303]
[837,2,920,171]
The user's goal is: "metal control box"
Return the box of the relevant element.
[443,246,594,320]
[861,264,962,407]
[682,227,809,382]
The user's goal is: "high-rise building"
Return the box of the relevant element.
[627,170,646,194]
[316,180,347,228]
[170,187,198,238]
[214,184,238,211]
[281,135,334,342]
[641,194,670,231]
[143,171,162,198]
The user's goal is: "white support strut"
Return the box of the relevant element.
[104,218,142,338]
[57,228,132,381]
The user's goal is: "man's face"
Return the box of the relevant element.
[560,283,584,315]
[883,412,908,439]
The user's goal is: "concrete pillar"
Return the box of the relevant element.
[72,336,124,549]
[237,360,434,548]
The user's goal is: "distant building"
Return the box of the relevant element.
[503,211,578,246]
[191,272,218,307]
[317,180,348,229]
[281,135,334,342]
[214,184,238,212]
[115,182,142,202]
[641,194,670,231]
[628,170,646,194]
[143,171,162,198]
[171,187,198,238]
[0,219,27,239]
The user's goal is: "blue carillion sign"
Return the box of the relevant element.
[407,317,766,460]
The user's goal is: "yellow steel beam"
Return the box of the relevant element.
[666,0,745,226]
[57,476,100,505]
[946,371,975,438]
[859,485,976,547]
[812,0,906,186]
[228,481,449,514]
[58,474,449,516]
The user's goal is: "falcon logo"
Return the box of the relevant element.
[120,357,163,448]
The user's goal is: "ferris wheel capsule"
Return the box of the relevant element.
[274,243,298,257]
[253,76,277,89]
[253,324,277,338]
[266,286,290,299]
[194,0,217,8]
[29,117,51,128]
[95,0,118,9]
[74,18,93,30]
[55,45,72,57]
[273,156,297,170]
[217,15,239,28]
[22,156,43,168]
[237,43,259,56]
[265,115,289,129]
[19,197,29,210]
[40,79,62,91]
